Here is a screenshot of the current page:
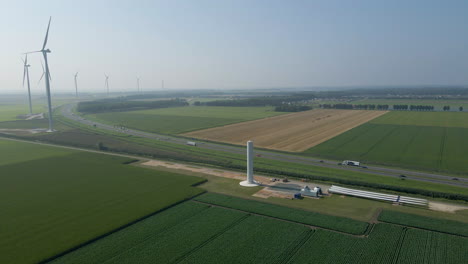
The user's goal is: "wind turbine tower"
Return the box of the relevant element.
[137,76,140,92]
[26,17,54,132]
[22,55,33,115]
[105,74,109,95]
[240,140,260,187]
[74,72,79,97]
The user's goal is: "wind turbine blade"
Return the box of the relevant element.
[25,54,28,64]
[23,67,26,86]
[38,72,45,85]
[42,17,52,50]
[24,50,42,54]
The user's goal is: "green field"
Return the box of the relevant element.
[306,111,468,174]
[51,200,468,264]
[86,106,285,134]
[0,103,47,121]
[194,193,369,235]
[379,210,468,237]
[0,97,76,122]
[0,139,204,264]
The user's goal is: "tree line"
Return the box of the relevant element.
[194,94,316,108]
[77,98,188,113]
[274,105,312,112]
[320,104,438,111]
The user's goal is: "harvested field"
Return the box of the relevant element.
[183,109,387,152]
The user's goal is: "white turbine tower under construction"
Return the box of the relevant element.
[22,55,33,115]
[25,17,54,132]
[240,140,260,187]
[74,72,79,97]
[105,74,109,95]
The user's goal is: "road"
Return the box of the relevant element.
[60,103,468,188]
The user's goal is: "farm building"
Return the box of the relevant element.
[300,186,322,197]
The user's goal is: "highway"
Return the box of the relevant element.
[60,103,468,188]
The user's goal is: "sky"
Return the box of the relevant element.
[1,0,467,94]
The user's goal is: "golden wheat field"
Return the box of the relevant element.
[183,109,388,152]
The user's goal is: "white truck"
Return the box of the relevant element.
[186,141,197,146]
[342,160,360,166]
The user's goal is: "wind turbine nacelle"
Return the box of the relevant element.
[44,49,51,53]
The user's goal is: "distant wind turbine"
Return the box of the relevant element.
[162,80,164,90]
[74,72,79,97]
[22,55,33,115]
[105,74,109,95]
[137,76,140,92]
[25,17,54,132]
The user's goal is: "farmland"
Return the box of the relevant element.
[0,102,46,121]
[378,210,468,237]
[194,193,369,235]
[85,106,284,134]
[51,200,468,264]
[184,109,387,152]
[306,111,468,174]
[0,139,204,264]
[288,223,467,264]
[0,96,76,122]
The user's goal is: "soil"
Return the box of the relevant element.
[183,109,387,152]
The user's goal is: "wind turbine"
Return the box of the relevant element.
[136,76,140,92]
[74,72,79,97]
[104,74,109,95]
[25,17,54,132]
[22,55,33,115]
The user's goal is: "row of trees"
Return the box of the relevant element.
[320,104,441,111]
[408,105,435,111]
[321,104,391,110]
[274,105,312,112]
[195,94,316,107]
[77,98,188,113]
[354,104,390,110]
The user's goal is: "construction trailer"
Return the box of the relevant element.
[300,186,322,197]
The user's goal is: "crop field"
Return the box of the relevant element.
[378,210,468,237]
[289,223,467,264]
[307,111,468,173]
[52,201,468,264]
[86,106,284,134]
[0,139,204,264]
[184,109,387,152]
[194,193,369,234]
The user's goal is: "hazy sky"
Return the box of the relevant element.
[1,0,467,93]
